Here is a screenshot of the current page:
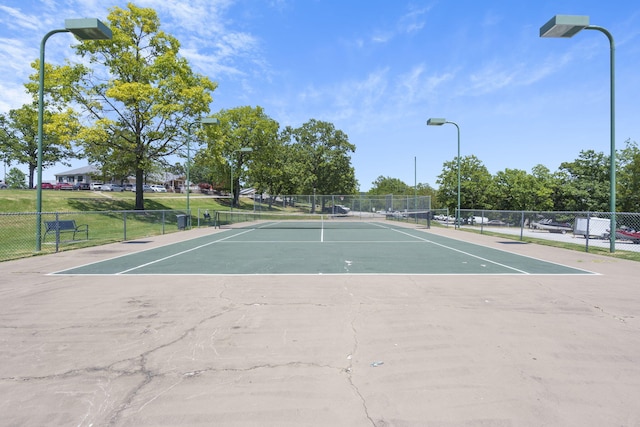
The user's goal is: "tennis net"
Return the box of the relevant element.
[213,210,432,229]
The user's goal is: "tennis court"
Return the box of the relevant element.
[3,217,639,426]
[54,213,594,276]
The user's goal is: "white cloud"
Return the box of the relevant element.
[0,83,30,113]
[0,5,41,32]
[395,64,454,105]
[398,6,429,34]
[0,37,35,75]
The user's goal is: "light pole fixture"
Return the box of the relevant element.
[427,118,461,228]
[35,18,112,251]
[186,117,219,220]
[230,147,253,210]
[540,14,616,252]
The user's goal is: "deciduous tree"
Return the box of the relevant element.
[436,155,492,211]
[285,119,357,200]
[199,106,280,207]
[71,4,217,210]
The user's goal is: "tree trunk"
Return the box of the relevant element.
[135,168,145,210]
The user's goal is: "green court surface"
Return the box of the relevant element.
[54,220,595,275]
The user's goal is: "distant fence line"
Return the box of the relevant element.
[250,194,432,213]
[437,209,640,254]
[1,202,638,262]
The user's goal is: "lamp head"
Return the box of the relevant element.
[427,118,447,126]
[65,18,112,40]
[540,15,589,38]
[200,117,220,126]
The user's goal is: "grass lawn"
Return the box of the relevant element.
[0,189,249,262]
[0,188,236,213]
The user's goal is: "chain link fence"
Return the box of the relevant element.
[437,209,640,253]
[251,194,432,214]
[2,202,639,262]
[0,210,190,262]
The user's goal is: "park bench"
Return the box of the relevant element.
[43,220,89,242]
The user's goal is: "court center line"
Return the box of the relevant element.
[115,228,255,274]
[389,228,531,274]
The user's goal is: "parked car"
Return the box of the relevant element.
[124,184,134,191]
[150,184,167,193]
[0,182,7,189]
[38,183,54,189]
[54,182,74,190]
[109,184,125,192]
[468,216,490,225]
[323,205,350,215]
[137,184,154,193]
[486,220,508,226]
[73,182,90,190]
[90,183,103,190]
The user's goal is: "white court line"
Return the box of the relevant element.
[62,272,596,277]
[115,229,255,274]
[388,227,532,274]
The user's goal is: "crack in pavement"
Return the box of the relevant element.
[4,284,384,426]
[533,280,636,328]
[342,288,377,427]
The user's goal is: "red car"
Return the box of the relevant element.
[38,183,54,189]
[615,229,640,244]
[54,182,74,190]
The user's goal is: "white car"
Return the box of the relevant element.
[150,184,167,193]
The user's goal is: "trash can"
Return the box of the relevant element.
[177,214,187,230]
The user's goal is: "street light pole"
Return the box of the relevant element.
[186,117,219,220]
[427,118,461,228]
[35,19,112,251]
[540,15,616,252]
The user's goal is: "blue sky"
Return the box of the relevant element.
[1,1,640,191]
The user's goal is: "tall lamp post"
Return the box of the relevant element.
[36,19,112,251]
[427,118,461,228]
[230,147,253,210]
[186,117,219,219]
[540,15,616,252]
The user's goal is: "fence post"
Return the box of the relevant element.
[585,213,591,253]
[123,211,127,241]
[55,212,60,252]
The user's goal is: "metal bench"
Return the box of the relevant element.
[43,220,89,242]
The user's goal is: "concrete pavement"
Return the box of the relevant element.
[1,226,639,426]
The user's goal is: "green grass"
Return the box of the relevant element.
[0,189,255,262]
[0,188,239,213]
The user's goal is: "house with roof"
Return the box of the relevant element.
[53,165,101,185]
[53,165,189,192]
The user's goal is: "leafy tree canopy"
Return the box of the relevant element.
[70,3,217,209]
